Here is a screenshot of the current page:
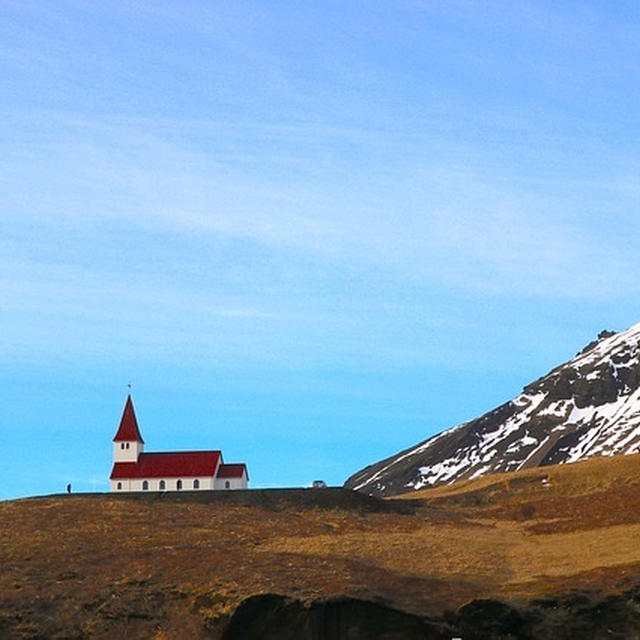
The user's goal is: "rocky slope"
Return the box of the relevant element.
[345,322,640,496]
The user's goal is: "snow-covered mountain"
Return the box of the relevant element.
[345,323,640,497]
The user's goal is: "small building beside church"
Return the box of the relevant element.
[109,395,249,492]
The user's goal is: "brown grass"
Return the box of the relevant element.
[3,454,640,637]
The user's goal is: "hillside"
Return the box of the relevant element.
[3,455,640,638]
[346,323,640,497]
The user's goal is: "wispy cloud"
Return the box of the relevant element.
[2,106,639,315]
[2,1,640,381]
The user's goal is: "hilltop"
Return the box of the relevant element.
[3,456,640,638]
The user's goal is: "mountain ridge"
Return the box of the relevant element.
[345,321,640,496]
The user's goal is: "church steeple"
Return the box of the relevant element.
[113,395,144,443]
[112,395,144,463]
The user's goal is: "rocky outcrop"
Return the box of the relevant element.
[221,589,640,640]
[221,594,441,640]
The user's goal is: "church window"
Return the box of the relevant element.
[159,480,165,490]
[142,480,148,490]
[176,479,183,490]
[117,482,122,490]
[126,442,130,449]
[225,481,230,489]
[193,479,200,489]
[120,443,125,449]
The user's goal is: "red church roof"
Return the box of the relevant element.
[113,395,145,443]
[217,463,249,480]
[110,450,221,479]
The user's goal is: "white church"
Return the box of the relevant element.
[109,395,249,492]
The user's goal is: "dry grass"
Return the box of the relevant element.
[260,518,640,597]
[3,455,640,637]
[405,451,640,502]
[259,522,512,585]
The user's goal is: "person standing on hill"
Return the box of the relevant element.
[66,483,71,494]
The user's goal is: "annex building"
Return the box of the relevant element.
[109,395,248,492]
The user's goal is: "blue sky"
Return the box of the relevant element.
[2,1,640,499]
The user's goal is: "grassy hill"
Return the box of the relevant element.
[2,456,640,638]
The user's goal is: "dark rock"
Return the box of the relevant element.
[221,589,640,640]
[221,594,450,640]
[453,599,524,638]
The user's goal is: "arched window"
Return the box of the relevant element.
[142,480,148,491]
[176,480,183,490]
[193,479,200,489]
[159,480,166,490]
[117,482,122,490]
[225,481,231,489]
[126,442,130,449]
[120,443,125,449]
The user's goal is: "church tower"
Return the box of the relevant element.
[112,395,145,463]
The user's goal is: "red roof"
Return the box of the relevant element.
[112,395,145,443]
[217,463,248,480]
[110,450,221,479]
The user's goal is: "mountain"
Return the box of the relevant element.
[345,322,640,496]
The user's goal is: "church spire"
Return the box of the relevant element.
[112,395,145,443]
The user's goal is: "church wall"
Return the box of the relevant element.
[113,441,143,463]
[214,473,248,490]
[110,479,133,492]
[110,476,216,492]
[110,474,248,492]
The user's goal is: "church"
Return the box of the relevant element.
[109,395,249,492]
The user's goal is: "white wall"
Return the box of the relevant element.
[214,472,248,490]
[113,440,143,462]
[110,476,215,492]
[110,470,248,492]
